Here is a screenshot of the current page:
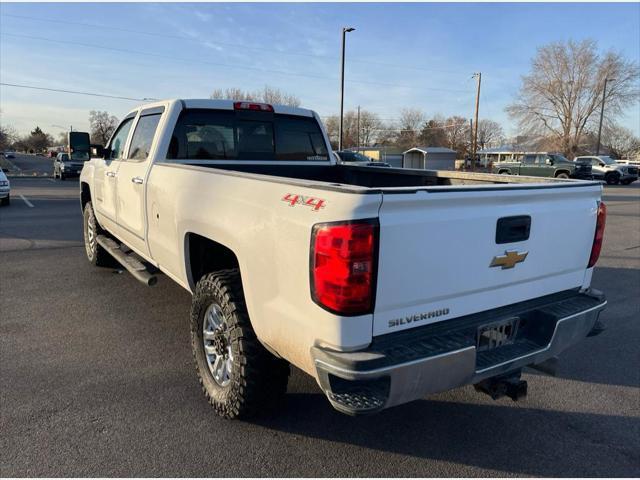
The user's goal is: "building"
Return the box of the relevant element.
[402,147,457,170]
[351,146,404,167]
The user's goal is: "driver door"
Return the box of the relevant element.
[93,115,135,230]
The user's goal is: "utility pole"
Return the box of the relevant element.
[468,118,473,171]
[471,72,481,172]
[356,105,360,149]
[338,26,355,151]
[596,77,613,156]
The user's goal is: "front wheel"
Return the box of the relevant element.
[190,269,290,419]
[605,173,620,185]
[83,202,114,267]
[0,195,9,206]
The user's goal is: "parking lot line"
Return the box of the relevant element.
[19,194,34,208]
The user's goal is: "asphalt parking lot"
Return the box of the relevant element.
[1,177,639,477]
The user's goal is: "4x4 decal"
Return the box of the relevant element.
[282,193,326,211]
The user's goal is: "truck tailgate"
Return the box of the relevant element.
[373,183,602,336]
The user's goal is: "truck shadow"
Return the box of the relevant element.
[254,392,639,476]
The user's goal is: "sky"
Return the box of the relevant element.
[1,2,639,139]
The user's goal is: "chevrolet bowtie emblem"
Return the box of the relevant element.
[490,250,528,269]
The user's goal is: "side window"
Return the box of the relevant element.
[537,154,548,164]
[522,155,536,165]
[108,118,134,160]
[591,159,600,166]
[128,114,162,161]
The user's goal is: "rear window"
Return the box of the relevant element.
[167,109,329,161]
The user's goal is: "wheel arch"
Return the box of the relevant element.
[555,169,571,177]
[80,182,92,210]
[184,232,241,292]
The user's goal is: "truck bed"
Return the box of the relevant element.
[165,161,595,193]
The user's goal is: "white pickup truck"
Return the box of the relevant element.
[80,99,607,418]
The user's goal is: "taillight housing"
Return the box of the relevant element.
[233,101,274,112]
[310,219,378,316]
[588,202,606,268]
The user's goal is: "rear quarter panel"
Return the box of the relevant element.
[146,163,382,376]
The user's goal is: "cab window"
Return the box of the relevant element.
[108,118,134,160]
[128,114,162,161]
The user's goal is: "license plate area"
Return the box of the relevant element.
[477,317,520,352]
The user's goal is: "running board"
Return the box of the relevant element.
[96,235,158,286]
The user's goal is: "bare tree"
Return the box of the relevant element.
[0,123,17,151]
[89,110,119,146]
[358,110,383,147]
[477,119,505,150]
[601,123,640,159]
[395,108,425,150]
[443,116,470,154]
[210,85,300,107]
[418,116,448,147]
[508,39,639,157]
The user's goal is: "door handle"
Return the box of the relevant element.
[105,171,116,178]
[131,176,144,185]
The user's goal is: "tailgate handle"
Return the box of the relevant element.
[496,216,531,244]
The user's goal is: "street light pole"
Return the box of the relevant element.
[339,26,355,151]
[471,72,481,172]
[596,77,613,156]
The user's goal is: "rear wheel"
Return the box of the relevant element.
[191,269,290,419]
[555,172,570,179]
[621,179,632,185]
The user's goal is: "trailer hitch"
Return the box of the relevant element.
[474,371,528,401]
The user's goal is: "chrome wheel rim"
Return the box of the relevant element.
[85,212,95,259]
[203,303,233,387]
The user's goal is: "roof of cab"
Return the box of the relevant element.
[126,98,316,118]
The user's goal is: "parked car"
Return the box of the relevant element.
[53,152,86,180]
[4,151,15,159]
[493,153,592,179]
[574,155,638,185]
[335,150,391,167]
[0,168,11,206]
[80,99,607,418]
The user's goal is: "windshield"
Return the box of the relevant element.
[600,156,616,165]
[549,154,569,163]
[337,151,371,162]
[168,109,329,161]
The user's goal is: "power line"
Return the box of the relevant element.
[0,82,156,101]
[0,13,471,77]
[2,32,471,94]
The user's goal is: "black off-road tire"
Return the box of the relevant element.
[190,269,290,419]
[83,201,115,267]
[1,195,9,206]
[621,179,632,185]
[605,173,620,185]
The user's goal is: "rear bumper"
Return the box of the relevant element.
[312,289,606,415]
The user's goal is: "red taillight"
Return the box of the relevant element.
[233,101,274,112]
[311,220,378,316]
[588,202,607,268]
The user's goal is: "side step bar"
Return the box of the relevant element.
[96,235,157,286]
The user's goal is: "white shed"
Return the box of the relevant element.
[403,147,457,170]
